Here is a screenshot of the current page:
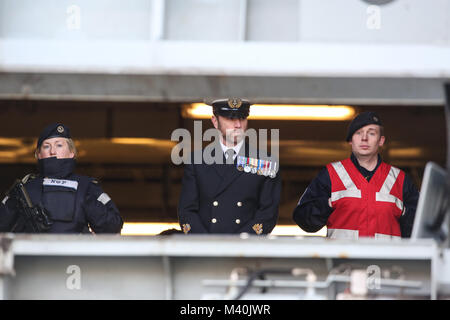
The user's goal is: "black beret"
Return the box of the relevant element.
[210,98,251,119]
[346,111,383,141]
[37,123,71,149]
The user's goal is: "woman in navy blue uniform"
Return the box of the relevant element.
[0,123,123,234]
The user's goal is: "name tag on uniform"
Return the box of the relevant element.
[43,178,79,190]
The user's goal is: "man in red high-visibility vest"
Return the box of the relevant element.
[292,111,419,239]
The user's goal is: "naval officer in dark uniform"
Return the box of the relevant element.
[0,123,124,234]
[178,98,281,235]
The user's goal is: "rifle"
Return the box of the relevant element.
[7,179,53,233]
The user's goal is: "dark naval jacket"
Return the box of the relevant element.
[0,157,123,234]
[178,143,281,235]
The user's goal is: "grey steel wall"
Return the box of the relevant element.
[1,0,448,44]
[0,0,449,104]
[1,234,448,300]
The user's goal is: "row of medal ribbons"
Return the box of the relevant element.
[236,156,277,178]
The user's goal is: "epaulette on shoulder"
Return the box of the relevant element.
[91,178,100,185]
[21,173,37,184]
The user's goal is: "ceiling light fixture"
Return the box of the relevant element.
[182,103,356,120]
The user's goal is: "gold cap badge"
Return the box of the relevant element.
[227,98,242,109]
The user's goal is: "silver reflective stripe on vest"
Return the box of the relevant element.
[2,196,8,205]
[331,161,357,189]
[331,189,362,202]
[376,166,404,213]
[327,228,359,239]
[330,161,361,201]
[374,233,401,240]
[97,193,111,205]
[378,166,400,194]
[43,178,78,190]
[375,193,404,212]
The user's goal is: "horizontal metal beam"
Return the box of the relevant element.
[1,40,449,105]
[0,234,445,299]
[9,234,438,260]
[0,72,447,105]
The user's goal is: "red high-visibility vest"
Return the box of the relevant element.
[326,158,405,239]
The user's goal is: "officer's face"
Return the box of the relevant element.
[37,138,75,160]
[349,124,385,158]
[212,115,248,146]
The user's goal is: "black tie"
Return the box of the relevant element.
[225,149,235,164]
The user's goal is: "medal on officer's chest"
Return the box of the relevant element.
[261,160,267,176]
[257,159,263,175]
[237,156,244,171]
[244,157,251,173]
[250,158,258,174]
[269,161,277,178]
[264,161,271,177]
[237,156,277,178]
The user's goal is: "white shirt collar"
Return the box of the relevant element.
[220,139,244,159]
